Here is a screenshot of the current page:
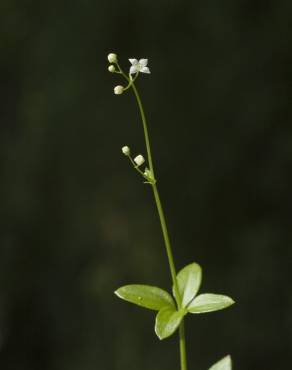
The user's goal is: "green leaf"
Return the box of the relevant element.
[173,262,202,307]
[209,355,232,370]
[187,293,235,314]
[155,306,185,340]
[114,284,175,311]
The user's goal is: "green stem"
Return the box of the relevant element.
[130,80,188,370]
[131,83,155,178]
[152,183,179,299]
[179,320,188,370]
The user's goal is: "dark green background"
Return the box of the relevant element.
[0,1,291,369]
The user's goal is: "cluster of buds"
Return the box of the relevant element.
[107,52,151,95]
[121,146,155,184]
[122,146,145,166]
[107,53,124,95]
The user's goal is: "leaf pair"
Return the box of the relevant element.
[174,263,235,314]
[115,262,235,340]
[114,284,182,339]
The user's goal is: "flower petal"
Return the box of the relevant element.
[139,59,148,67]
[140,66,150,74]
[130,65,139,74]
[129,58,138,65]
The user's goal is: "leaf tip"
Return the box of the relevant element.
[224,355,232,368]
[226,297,235,307]
[154,323,163,340]
[156,332,164,340]
[209,354,232,370]
[114,288,122,298]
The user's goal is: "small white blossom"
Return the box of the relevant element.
[129,58,150,75]
[122,146,130,156]
[108,65,115,72]
[114,85,124,95]
[134,154,145,166]
[108,53,117,63]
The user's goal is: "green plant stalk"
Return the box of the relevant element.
[179,320,187,370]
[130,81,188,370]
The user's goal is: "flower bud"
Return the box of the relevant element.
[114,85,124,95]
[107,53,117,63]
[108,65,115,72]
[134,154,145,166]
[144,168,151,177]
[122,146,130,156]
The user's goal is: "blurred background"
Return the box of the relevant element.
[0,0,291,369]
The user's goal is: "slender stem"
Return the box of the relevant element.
[152,183,179,299]
[131,81,177,294]
[131,83,155,178]
[179,320,188,370]
[129,79,187,370]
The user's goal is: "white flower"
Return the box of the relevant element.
[129,58,150,75]
[134,154,145,166]
[122,146,130,156]
[114,85,124,95]
[107,53,117,63]
[108,65,116,72]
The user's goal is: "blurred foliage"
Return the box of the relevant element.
[0,0,291,369]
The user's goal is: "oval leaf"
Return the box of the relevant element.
[209,355,232,370]
[173,262,202,307]
[155,306,185,340]
[188,293,235,314]
[115,284,175,310]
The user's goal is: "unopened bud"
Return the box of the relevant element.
[114,85,124,95]
[144,168,151,177]
[134,154,145,166]
[122,146,130,156]
[107,53,117,63]
[108,65,115,72]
